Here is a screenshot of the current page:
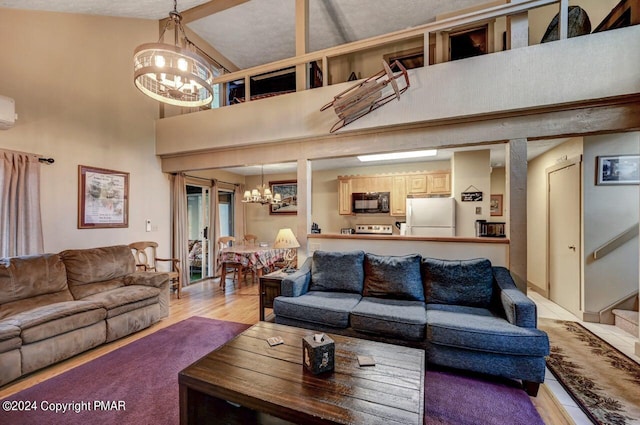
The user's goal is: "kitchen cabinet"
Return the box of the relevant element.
[338,171,450,215]
[391,176,408,216]
[428,172,451,194]
[407,174,427,194]
[338,178,352,215]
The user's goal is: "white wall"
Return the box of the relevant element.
[582,132,639,314]
[0,9,170,255]
[453,150,491,237]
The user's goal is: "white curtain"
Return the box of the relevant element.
[0,150,44,257]
[170,173,189,287]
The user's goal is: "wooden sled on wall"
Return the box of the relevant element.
[320,60,410,133]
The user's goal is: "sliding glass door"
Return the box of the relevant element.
[186,185,210,283]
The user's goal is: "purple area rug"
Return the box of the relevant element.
[0,317,250,425]
[424,368,544,425]
[1,317,543,425]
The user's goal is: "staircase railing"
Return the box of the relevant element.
[592,222,639,260]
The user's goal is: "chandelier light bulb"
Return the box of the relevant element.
[154,55,165,67]
[177,58,188,71]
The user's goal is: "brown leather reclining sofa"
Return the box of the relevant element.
[0,245,169,386]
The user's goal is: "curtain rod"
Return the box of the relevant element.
[184,174,239,187]
[0,147,54,164]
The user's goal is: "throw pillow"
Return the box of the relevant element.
[310,250,365,293]
[422,257,493,308]
[362,253,424,301]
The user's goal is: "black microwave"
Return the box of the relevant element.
[352,192,390,214]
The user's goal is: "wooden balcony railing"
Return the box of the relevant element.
[210,0,562,102]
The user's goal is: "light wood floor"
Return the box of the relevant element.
[0,278,572,424]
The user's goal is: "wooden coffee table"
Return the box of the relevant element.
[179,322,424,424]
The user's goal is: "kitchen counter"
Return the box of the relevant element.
[307,234,509,244]
[305,233,510,266]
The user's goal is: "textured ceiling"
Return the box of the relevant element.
[0,0,489,69]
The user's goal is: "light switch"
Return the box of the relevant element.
[145,219,151,232]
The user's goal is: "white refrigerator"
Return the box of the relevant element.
[405,197,456,236]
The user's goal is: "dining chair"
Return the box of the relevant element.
[217,236,253,289]
[129,241,182,298]
[243,234,258,245]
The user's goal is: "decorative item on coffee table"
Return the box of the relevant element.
[302,333,335,375]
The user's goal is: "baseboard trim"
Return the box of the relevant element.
[581,311,601,323]
[527,281,548,298]
[531,384,574,425]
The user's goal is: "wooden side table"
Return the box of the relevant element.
[259,270,286,321]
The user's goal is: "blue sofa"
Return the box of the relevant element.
[273,250,550,396]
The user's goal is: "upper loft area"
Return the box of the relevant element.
[161,0,639,117]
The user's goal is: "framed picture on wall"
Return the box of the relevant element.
[78,165,129,228]
[490,194,503,216]
[270,180,297,215]
[596,155,640,185]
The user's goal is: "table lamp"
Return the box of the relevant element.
[273,228,300,272]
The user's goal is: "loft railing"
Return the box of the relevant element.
[211,0,562,101]
[593,223,639,261]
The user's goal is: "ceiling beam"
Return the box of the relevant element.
[179,0,250,24]
[157,1,243,73]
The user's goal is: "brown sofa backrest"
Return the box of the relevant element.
[60,245,136,299]
[0,254,73,319]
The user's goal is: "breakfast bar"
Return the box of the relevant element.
[306,233,510,267]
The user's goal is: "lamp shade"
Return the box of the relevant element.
[273,228,300,249]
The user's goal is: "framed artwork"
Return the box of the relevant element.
[490,194,503,216]
[269,180,297,215]
[596,155,640,185]
[78,165,129,228]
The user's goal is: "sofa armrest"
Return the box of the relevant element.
[280,257,312,297]
[124,271,170,288]
[492,266,537,328]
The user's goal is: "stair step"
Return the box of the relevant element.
[612,308,639,336]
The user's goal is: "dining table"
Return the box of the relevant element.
[218,243,288,283]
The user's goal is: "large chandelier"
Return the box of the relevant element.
[243,166,283,205]
[133,0,215,107]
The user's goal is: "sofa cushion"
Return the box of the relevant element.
[0,322,21,353]
[351,297,427,340]
[426,304,550,356]
[124,271,169,288]
[0,254,72,319]
[362,253,424,301]
[273,291,361,328]
[422,258,494,308]
[61,245,136,299]
[310,251,365,293]
[5,300,106,344]
[80,285,160,318]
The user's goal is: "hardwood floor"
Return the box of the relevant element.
[0,278,571,424]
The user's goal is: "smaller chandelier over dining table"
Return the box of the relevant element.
[133,0,215,107]
[243,166,282,205]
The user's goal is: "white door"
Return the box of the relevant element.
[548,163,581,317]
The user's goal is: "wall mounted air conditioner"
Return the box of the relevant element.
[0,96,17,129]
